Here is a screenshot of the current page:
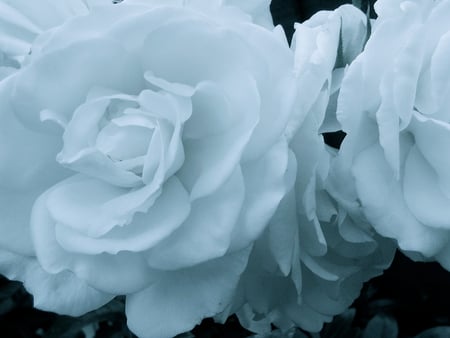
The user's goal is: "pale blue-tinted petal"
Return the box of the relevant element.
[229,139,295,251]
[0,249,114,316]
[0,76,68,255]
[12,38,142,131]
[127,248,250,338]
[353,144,449,256]
[146,168,245,270]
[55,177,190,254]
[403,146,450,229]
[46,175,161,238]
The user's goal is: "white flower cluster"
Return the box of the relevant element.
[0,0,446,337]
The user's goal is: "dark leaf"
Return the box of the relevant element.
[414,327,450,338]
[44,299,127,338]
[0,280,22,300]
[251,327,310,338]
[362,315,398,338]
[321,309,361,338]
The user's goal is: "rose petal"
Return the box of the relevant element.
[138,89,192,183]
[435,242,450,271]
[138,88,192,125]
[337,215,372,245]
[104,5,192,53]
[126,248,250,338]
[429,31,450,119]
[183,81,233,139]
[140,18,261,86]
[376,70,401,177]
[403,145,450,229]
[301,271,355,316]
[391,26,424,128]
[46,175,161,238]
[0,2,38,55]
[58,93,144,187]
[238,229,301,321]
[375,23,424,176]
[268,189,298,276]
[178,72,259,200]
[224,0,272,28]
[146,167,245,270]
[0,77,69,255]
[347,2,420,119]
[59,149,142,188]
[12,38,143,131]
[336,58,365,134]
[353,144,449,256]
[239,23,295,161]
[31,187,158,294]
[245,72,297,161]
[144,71,195,97]
[0,249,114,316]
[144,118,181,184]
[59,92,136,157]
[410,113,450,196]
[0,0,105,56]
[230,139,295,251]
[235,304,273,334]
[99,123,152,160]
[300,253,340,282]
[54,177,190,254]
[0,77,67,190]
[283,300,332,333]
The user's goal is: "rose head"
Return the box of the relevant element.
[333,0,450,270]
[0,1,297,337]
[224,5,395,334]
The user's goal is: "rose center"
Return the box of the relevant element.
[96,120,153,161]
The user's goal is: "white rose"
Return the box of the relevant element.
[222,5,395,334]
[0,1,296,337]
[333,0,450,269]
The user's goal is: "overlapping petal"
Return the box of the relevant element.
[0,0,110,77]
[232,5,396,334]
[332,0,450,268]
[0,1,297,337]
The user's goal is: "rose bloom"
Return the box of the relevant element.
[0,1,298,337]
[331,0,450,270]
[221,5,396,334]
[0,0,109,80]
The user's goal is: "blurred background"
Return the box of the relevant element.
[1,1,449,337]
